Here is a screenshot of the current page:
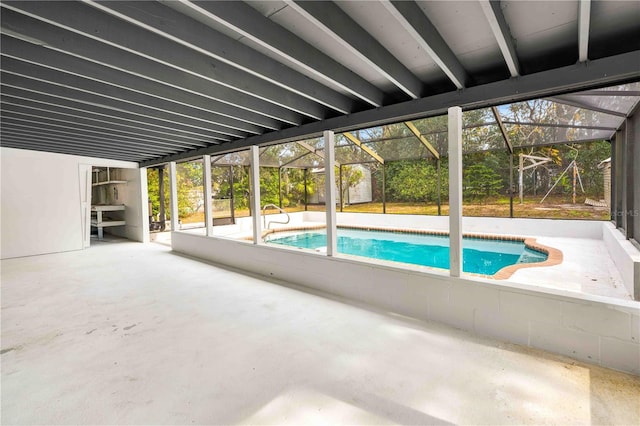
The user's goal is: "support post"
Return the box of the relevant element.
[519,153,524,204]
[572,161,577,204]
[304,168,308,211]
[448,107,463,277]
[250,146,263,244]
[139,168,150,243]
[278,167,283,208]
[324,130,338,256]
[509,153,514,218]
[437,158,442,216]
[229,165,235,224]
[339,165,344,212]
[382,163,387,214]
[158,166,166,231]
[169,161,179,231]
[203,155,213,236]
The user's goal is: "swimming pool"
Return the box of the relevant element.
[265,228,548,275]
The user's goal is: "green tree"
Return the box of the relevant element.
[386,159,447,202]
[338,165,364,208]
[463,163,503,199]
[176,161,203,218]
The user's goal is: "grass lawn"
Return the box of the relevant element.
[180,195,609,224]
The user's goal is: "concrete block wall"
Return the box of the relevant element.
[327,212,604,239]
[172,231,640,375]
[602,222,640,300]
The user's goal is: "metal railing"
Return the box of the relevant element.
[262,204,290,229]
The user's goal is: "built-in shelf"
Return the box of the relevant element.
[92,180,127,187]
[92,167,127,187]
[91,204,126,239]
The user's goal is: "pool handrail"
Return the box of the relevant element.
[262,204,290,229]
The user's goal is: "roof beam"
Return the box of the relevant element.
[295,140,341,167]
[0,101,217,147]
[87,0,355,115]
[0,128,165,158]
[1,1,325,121]
[383,0,469,89]
[578,0,591,62]
[0,10,293,130]
[0,92,229,144]
[280,151,312,168]
[286,0,422,99]
[0,138,147,161]
[342,133,384,164]
[478,0,520,77]
[0,84,240,141]
[491,106,513,154]
[0,124,173,157]
[546,95,627,118]
[500,121,617,131]
[0,62,260,137]
[0,113,195,151]
[570,90,640,97]
[141,50,640,167]
[0,36,270,135]
[184,0,384,107]
[403,122,440,159]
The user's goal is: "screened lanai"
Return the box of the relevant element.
[202,81,638,221]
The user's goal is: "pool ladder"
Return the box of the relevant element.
[262,204,290,229]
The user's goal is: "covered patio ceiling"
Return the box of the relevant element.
[1,1,639,165]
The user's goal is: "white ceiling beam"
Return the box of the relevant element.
[86,0,355,115]
[1,1,317,122]
[478,0,520,77]
[383,0,469,89]
[184,0,385,107]
[286,0,423,99]
[578,0,591,62]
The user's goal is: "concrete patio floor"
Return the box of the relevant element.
[2,240,638,425]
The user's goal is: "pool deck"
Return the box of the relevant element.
[511,236,630,300]
[174,221,632,301]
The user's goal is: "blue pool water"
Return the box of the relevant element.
[265,228,547,275]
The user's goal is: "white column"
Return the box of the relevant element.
[250,145,263,244]
[139,167,150,243]
[203,155,213,236]
[169,161,179,232]
[448,107,463,277]
[324,130,338,256]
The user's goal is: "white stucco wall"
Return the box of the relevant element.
[0,147,139,259]
[107,168,149,243]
